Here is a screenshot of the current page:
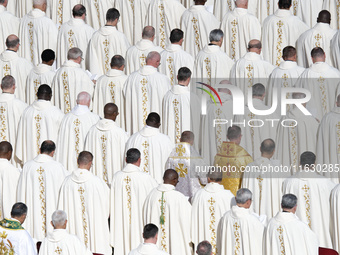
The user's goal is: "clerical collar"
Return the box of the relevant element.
[6,49,16,53]
[177,83,186,87]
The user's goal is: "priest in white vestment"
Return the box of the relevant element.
[180,0,220,57]
[217,188,264,255]
[87,8,130,76]
[84,103,129,185]
[261,0,309,66]
[39,210,92,255]
[220,0,261,61]
[145,0,186,49]
[82,0,114,30]
[124,51,171,135]
[0,0,19,54]
[191,171,234,254]
[92,55,127,128]
[297,11,336,68]
[165,131,208,198]
[230,40,275,97]
[0,35,33,101]
[26,49,55,105]
[194,29,234,87]
[276,93,319,168]
[51,0,79,27]
[18,0,58,65]
[295,47,340,121]
[214,0,235,21]
[57,4,95,69]
[57,151,111,255]
[159,29,195,86]
[282,151,336,248]
[264,194,319,255]
[242,139,288,219]
[125,113,174,183]
[17,141,68,241]
[0,142,20,219]
[52,47,94,114]
[16,85,64,165]
[143,169,192,254]
[125,26,163,74]
[110,148,158,254]
[0,203,37,255]
[56,92,99,172]
[162,67,200,145]
[0,76,28,166]
[129,223,169,255]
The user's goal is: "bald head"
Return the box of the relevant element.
[163,169,179,186]
[6,35,19,51]
[207,170,223,183]
[235,0,248,8]
[180,131,194,145]
[248,39,262,54]
[72,4,86,19]
[76,92,91,107]
[33,0,47,11]
[317,10,331,24]
[142,26,155,40]
[260,138,275,158]
[0,141,12,160]
[104,103,119,121]
[146,51,161,68]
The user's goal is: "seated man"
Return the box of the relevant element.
[39,210,91,255]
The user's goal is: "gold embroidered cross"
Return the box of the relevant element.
[318,76,325,83]
[101,135,107,143]
[277,20,284,28]
[204,58,211,65]
[34,115,42,122]
[3,64,10,74]
[109,82,115,90]
[208,197,215,206]
[192,17,198,24]
[68,30,74,37]
[74,119,81,126]
[233,222,240,231]
[37,167,44,175]
[0,106,5,114]
[28,22,33,29]
[173,99,179,107]
[314,34,322,46]
[277,226,283,234]
[216,108,222,115]
[256,175,263,183]
[175,163,188,178]
[141,78,148,86]
[176,144,186,156]
[302,184,310,193]
[167,57,173,64]
[33,79,40,87]
[246,64,253,73]
[282,73,288,81]
[55,247,62,254]
[124,176,131,184]
[140,54,146,66]
[142,141,149,148]
[231,19,238,26]
[103,39,109,47]
[78,187,85,194]
[62,72,68,80]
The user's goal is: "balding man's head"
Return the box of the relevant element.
[180,131,194,145]
[317,10,331,24]
[37,84,52,101]
[142,26,155,40]
[72,4,86,19]
[163,169,179,186]
[0,141,12,160]
[235,0,248,8]
[77,151,93,170]
[260,139,275,158]
[311,47,325,63]
[33,0,47,11]
[146,51,161,68]
[40,140,56,156]
[248,39,262,54]
[6,35,19,51]
[76,92,91,107]
[207,170,223,183]
[104,103,119,121]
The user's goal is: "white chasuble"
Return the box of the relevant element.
[143,183,192,254]
[0,5,20,53]
[50,0,80,27]
[57,18,95,69]
[123,65,171,135]
[0,50,33,101]
[57,168,111,255]
[191,182,234,254]
[296,23,336,68]
[84,118,129,185]
[92,69,127,129]
[87,26,130,76]
[82,0,115,30]
[52,60,94,114]
[282,171,336,248]
[110,164,158,254]
[129,243,169,255]
[293,0,323,28]
[180,5,220,57]
[217,206,264,255]
[262,9,309,66]
[295,62,340,121]
[162,85,201,146]
[19,9,58,66]
[159,44,195,86]
[145,0,186,49]
[26,64,55,105]
[0,159,20,219]
[125,126,174,183]
[247,0,278,24]
[125,39,163,75]
[275,106,319,168]
[220,8,261,61]
[39,229,92,255]
[16,100,64,165]
[165,142,208,198]
[16,154,68,241]
[264,212,319,255]
[56,105,99,172]
[213,0,235,21]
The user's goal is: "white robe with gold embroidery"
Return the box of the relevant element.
[110,164,158,254]
[248,0,278,24]
[213,0,234,21]
[293,0,323,28]
[50,0,80,27]
[82,0,115,30]
[0,5,20,54]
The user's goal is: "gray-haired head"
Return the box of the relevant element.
[281,194,297,209]
[76,91,91,106]
[196,241,212,255]
[146,51,161,68]
[1,75,15,91]
[252,83,265,97]
[111,55,125,69]
[207,170,223,183]
[235,188,252,204]
[33,0,47,11]
[209,29,224,43]
[142,26,155,39]
[51,210,67,228]
[67,47,83,60]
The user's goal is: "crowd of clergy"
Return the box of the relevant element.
[2,0,340,254]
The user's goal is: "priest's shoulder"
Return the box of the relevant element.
[217,141,252,157]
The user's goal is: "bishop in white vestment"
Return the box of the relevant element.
[0,2,19,53]
[264,194,319,255]
[57,151,111,255]
[125,26,163,75]
[57,4,95,69]
[125,113,174,183]
[18,0,58,65]
[261,1,309,66]
[16,85,64,165]
[56,92,99,172]
[143,169,192,254]
[86,8,130,76]
[84,103,129,185]
[220,0,261,61]
[110,149,158,254]
[180,0,220,57]
[123,51,171,135]
[17,141,68,241]
[283,151,336,248]
[191,171,234,254]
[217,188,264,255]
